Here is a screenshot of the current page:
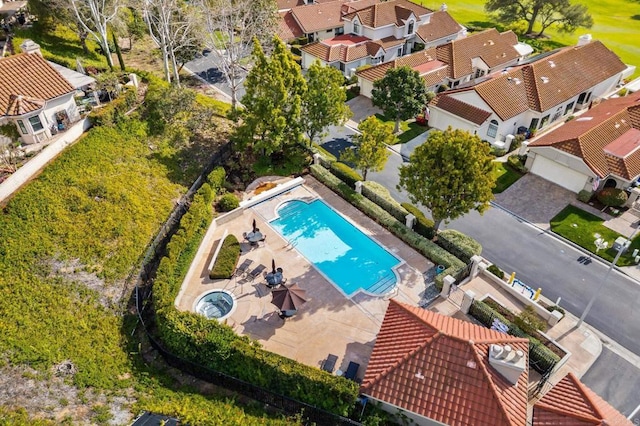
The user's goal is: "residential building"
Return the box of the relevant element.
[526,95,640,193]
[298,0,464,76]
[428,36,632,150]
[356,28,532,98]
[0,45,81,145]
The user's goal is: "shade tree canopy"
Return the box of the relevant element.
[340,116,393,180]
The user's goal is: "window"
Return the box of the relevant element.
[17,120,27,134]
[551,106,563,122]
[353,21,360,35]
[28,115,44,132]
[307,33,315,42]
[326,29,332,33]
[474,68,485,79]
[529,118,539,131]
[577,91,592,105]
[397,47,403,57]
[564,102,574,116]
[407,22,414,35]
[540,115,550,128]
[335,27,344,35]
[487,120,498,138]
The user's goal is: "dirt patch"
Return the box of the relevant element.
[120,36,163,77]
[254,182,277,195]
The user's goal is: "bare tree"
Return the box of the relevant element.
[196,0,277,108]
[142,0,200,86]
[69,0,122,69]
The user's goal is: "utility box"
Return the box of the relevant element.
[613,237,631,253]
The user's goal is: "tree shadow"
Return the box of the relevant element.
[632,14,640,20]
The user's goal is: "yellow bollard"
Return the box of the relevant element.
[533,288,542,301]
[508,272,516,285]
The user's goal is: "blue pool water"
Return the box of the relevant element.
[270,199,400,296]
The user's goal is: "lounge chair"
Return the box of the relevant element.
[344,361,360,381]
[322,354,338,373]
[248,264,267,281]
[232,259,253,278]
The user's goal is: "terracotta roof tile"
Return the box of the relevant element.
[343,0,431,28]
[290,1,347,33]
[431,94,492,125]
[533,373,633,426]
[473,41,626,121]
[435,29,522,79]
[357,48,443,81]
[361,300,529,426]
[0,53,74,117]
[277,0,335,11]
[530,95,640,179]
[301,36,373,62]
[278,11,304,41]
[415,10,462,43]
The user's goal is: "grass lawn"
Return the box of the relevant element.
[374,113,430,144]
[550,205,640,266]
[419,0,640,79]
[492,162,523,193]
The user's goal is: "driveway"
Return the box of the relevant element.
[346,96,382,124]
[493,173,576,228]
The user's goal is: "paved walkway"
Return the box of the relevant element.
[345,95,382,128]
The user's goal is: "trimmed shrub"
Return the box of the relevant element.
[507,155,528,173]
[362,181,408,223]
[311,143,337,162]
[209,235,240,279]
[401,203,435,240]
[546,305,565,315]
[217,193,239,212]
[487,264,505,279]
[596,187,627,207]
[330,161,363,187]
[436,229,482,264]
[577,189,592,203]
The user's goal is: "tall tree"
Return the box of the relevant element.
[340,116,393,181]
[142,0,200,85]
[372,66,428,134]
[398,127,495,231]
[234,36,306,157]
[301,61,352,146]
[197,0,277,109]
[69,0,122,69]
[485,0,593,36]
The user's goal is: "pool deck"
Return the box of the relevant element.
[175,176,433,378]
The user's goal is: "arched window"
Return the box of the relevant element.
[353,21,360,35]
[487,119,498,138]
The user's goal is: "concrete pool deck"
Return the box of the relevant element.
[175,176,433,379]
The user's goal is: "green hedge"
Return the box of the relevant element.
[89,88,137,127]
[401,202,435,240]
[468,300,560,374]
[362,181,408,223]
[487,264,505,279]
[217,193,240,212]
[310,165,464,273]
[209,234,240,279]
[330,162,362,187]
[153,166,359,416]
[436,229,482,264]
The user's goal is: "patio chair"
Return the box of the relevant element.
[322,354,338,373]
[248,264,267,281]
[257,235,267,247]
[232,259,253,278]
[344,361,360,381]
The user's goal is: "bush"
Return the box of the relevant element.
[209,235,240,279]
[491,147,507,157]
[512,306,545,336]
[311,143,337,162]
[487,264,505,279]
[507,155,528,173]
[330,162,363,187]
[596,187,627,207]
[577,189,592,203]
[436,229,482,264]
[217,193,239,212]
[546,305,565,315]
[362,181,408,223]
[401,202,435,240]
[89,88,137,127]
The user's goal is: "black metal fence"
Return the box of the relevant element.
[453,262,473,285]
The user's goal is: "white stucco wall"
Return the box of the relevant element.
[428,106,481,133]
[301,51,326,70]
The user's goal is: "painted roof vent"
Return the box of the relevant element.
[549,60,556,68]
[489,344,526,385]
[541,76,550,84]
[440,3,447,11]
[577,34,592,46]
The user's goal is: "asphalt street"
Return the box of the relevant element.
[184,53,246,101]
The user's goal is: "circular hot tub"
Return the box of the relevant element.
[195,290,236,321]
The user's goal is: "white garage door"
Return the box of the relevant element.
[530,155,588,193]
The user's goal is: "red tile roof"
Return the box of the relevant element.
[277,0,335,11]
[435,29,522,79]
[343,0,431,28]
[0,53,75,117]
[415,10,462,44]
[356,48,442,81]
[529,95,640,179]
[361,300,529,426]
[533,373,633,426]
[290,1,348,33]
[278,11,304,41]
[302,37,378,62]
[431,94,492,125]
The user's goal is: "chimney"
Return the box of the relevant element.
[20,39,42,56]
[577,34,592,47]
[489,343,526,385]
[440,3,447,11]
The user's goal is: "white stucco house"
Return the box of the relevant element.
[526,95,640,194]
[356,28,532,98]
[428,36,633,151]
[299,0,463,76]
[0,41,90,145]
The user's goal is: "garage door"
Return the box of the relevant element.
[530,155,588,193]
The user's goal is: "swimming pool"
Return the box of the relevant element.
[270,199,400,296]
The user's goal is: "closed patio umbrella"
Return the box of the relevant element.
[252,219,257,233]
[272,258,276,274]
[271,283,306,312]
